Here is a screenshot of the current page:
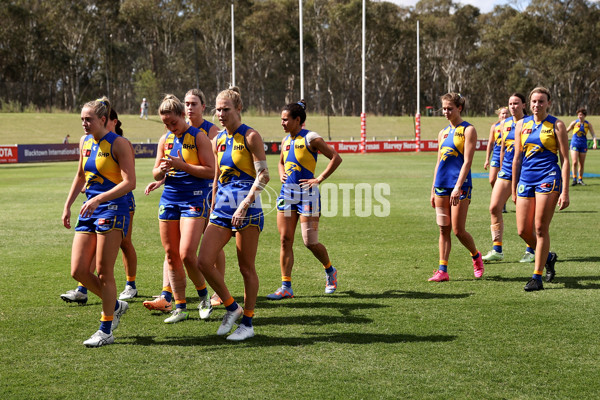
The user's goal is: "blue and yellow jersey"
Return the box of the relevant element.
[435,121,472,188]
[501,116,516,170]
[491,121,503,160]
[519,115,561,185]
[82,131,128,214]
[162,125,210,193]
[197,119,215,137]
[281,129,318,185]
[571,119,590,148]
[215,124,256,188]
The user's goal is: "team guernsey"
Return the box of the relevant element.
[76,131,129,235]
[571,119,590,152]
[197,119,215,137]
[159,125,210,220]
[210,124,263,231]
[490,121,503,167]
[435,121,472,197]
[517,115,561,196]
[497,116,516,181]
[277,129,321,216]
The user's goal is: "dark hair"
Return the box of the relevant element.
[440,93,466,113]
[185,88,206,105]
[282,99,307,124]
[510,92,528,115]
[576,108,587,116]
[109,108,123,136]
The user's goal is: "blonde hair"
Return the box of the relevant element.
[83,96,111,126]
[185,88,206,105]
[529,86,551,103]
[495,106,509,116]
[440,92,466,113]
[158,94,185,116]
[216,86,243,112]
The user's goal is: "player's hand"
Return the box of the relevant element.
[80,197,99,218]
[483,161,489,170]
[231,201,249,227]
[280,174,288,184]
[558,193,570,210]
[145,180,163,195]
[62,208,72,229]
[450,188,460,206]
[165,151,185,170]
[299,178,320,189]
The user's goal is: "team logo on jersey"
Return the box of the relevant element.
[219,167,240,183]
[97,151,110,158]
[285,161,301,175]
[295,144,305,149]
[524,143,543,158]
[505,140,514,153]
[85,172,104,186]
[233,144,245,151]
[285,145,291,151]
[443,134,448,140]
[92,145,97,151]
[85,149,91,157]
[218,144,227,152]
[183,143,196,150]
[440,147,459,161]
[167,143,174,150]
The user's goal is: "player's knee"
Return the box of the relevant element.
[301,221,319,247]
[436,207,450,227]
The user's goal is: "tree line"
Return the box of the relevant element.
[1,0,599,116]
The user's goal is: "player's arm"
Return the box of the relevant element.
[152,134,169,181]
[278,138,287,183]
[450,125,476,206]
[588,122,597,149]
[231,129,270,227]
[555,119,570,210]
[207,125,219,140]
[431,129,444,208]
[300,137,342,189]
[511,119,525,203]
[484,123,495,170]
[62,135,87,229]
[565,120,576,133]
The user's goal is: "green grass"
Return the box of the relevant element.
[1,152,600,399]
[6,112,599,145]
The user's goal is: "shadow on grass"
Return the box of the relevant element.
[484,274,600,289]
[124,332,457,347]
[257,290,472,307]
[557,210,598,214]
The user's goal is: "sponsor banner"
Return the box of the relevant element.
[18,144,80,163]
[132,143,158,158]
[264,140,488,154]
[0,145,18,163]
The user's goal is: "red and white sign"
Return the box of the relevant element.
[329,139,487,153]
[0,146,18,163]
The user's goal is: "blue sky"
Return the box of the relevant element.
[380,0,531,14]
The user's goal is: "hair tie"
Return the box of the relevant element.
[96,98,107,106]
[297,101,305,109]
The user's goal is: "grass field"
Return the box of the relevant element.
[4,112,600,145]
[1,151,600,399]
